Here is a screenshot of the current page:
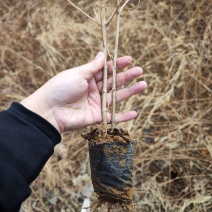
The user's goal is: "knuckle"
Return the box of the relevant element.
[90,60,100,71]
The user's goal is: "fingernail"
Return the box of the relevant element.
[95,52,104,59]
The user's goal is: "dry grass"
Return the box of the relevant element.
[0,0,211,211]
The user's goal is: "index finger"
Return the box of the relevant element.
[95,56,132,82]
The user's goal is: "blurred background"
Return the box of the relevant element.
[0,0,211,211]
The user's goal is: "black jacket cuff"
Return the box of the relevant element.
[9,102,61,145]
[0,102,61,184]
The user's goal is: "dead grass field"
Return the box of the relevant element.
[0,0,211,211]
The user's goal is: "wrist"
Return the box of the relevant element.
[20,94,61,134]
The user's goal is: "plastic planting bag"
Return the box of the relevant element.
[82,128,137,210]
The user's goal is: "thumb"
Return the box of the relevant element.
[73,52,105,80]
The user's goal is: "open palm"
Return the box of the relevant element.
[21,53,147,133]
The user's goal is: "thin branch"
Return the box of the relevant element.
[101,1,108,136]
[93,3,101,24]
[106,0,124,27]
[120,0,131,12]
[111,0,120,130]
[111,0,130,130]
[66,0,100,26]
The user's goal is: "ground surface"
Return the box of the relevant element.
[0,0,211,211]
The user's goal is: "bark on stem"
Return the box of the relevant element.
[111,1,121,130]
[111,0,130,130]
[101,1,108,136]
[106,0,123,27]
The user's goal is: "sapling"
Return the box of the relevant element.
[67,0,130,133]
[66,1,135,211]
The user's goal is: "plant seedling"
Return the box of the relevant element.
[67,1,137,211]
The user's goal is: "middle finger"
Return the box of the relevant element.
[97,67,143,94]
[95,56,132,82]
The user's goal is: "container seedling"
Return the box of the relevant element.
[82,128,136,211]
[67,0,137,211]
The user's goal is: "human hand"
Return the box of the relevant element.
[21,52,147,133]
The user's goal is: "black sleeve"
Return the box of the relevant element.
[0,102,61,212]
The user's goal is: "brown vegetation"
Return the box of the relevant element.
[0,0,211,211]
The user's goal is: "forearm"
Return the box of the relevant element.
[0,102,61,211]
